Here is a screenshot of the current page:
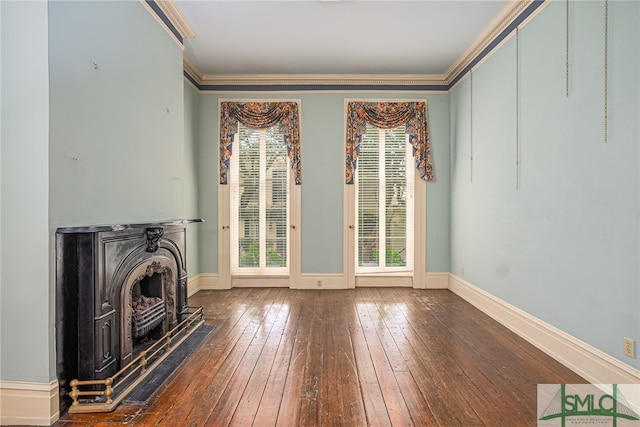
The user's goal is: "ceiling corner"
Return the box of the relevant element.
[156,0,196,39]
[183,53,203,85]
[446,0,545,84]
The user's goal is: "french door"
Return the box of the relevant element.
[345,123,425,288]
[219,123,300,288]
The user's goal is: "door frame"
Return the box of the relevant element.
[218,99,301,289]
[343,98,426,289]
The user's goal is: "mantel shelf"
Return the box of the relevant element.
[56,219,204,234]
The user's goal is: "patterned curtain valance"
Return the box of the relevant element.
[345,101,434,184]
[220,101,301,185]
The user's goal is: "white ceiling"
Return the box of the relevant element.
[175,0,513,77]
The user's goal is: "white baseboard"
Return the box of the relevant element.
[193,274,291,289]
[356,275,413,288]
[196,273,228,290]
[448,274,640,385]
[425,272,449,289]
[187,275,202,297]
[0,380,59,426]
[232,277,290,288]
[188,272,448,290]
[298,274,348,289]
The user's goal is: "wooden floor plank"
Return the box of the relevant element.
[344,295,393,426]
[317,290,340,426]
[399,289,527,424]
[275,290,317,426]
[133,288,255,426]
[327,291,368,426]
[373,288,471,426]
[394,371,441,427]
[251,291,305,426]
[355,291,415,426]
[155,288,282,426]
[297,291,326,427]
[209,289,289,426]
[55,287,587,427]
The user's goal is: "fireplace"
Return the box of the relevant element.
[121,259,174,366]
[55,219,201,413]
[130,267,166,340]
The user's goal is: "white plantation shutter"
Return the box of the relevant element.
[357,127,380,268]
[356,123,414,273]
[230,124,289,275]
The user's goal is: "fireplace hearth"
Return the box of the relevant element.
[55,219,202,413]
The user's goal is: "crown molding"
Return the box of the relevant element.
[180,0,548,91]
[154,0,196,39]
[195,73,448,88]
[183,52,204,81]
[446,0,532,81]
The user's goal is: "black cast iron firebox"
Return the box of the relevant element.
[55,219,202,413]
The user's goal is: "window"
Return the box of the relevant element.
[230,124,289,275]
[356,123,414,273]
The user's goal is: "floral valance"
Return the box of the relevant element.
[220,101,301,185]
[346,101,434,184]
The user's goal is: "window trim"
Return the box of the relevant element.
[218,99,301,289]
[355,125,415,274]
[343,98,427,289]
[230,124,290,276]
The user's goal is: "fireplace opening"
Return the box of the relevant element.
[131,272,166,356]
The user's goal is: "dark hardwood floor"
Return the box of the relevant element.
[54,288,586,426]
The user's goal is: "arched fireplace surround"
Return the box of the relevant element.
[55,219,201,412]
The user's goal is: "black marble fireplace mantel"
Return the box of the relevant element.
[55,218,202,413]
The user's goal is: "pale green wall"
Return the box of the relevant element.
[1,0,51,382]
[1,0,190,384]
[49,1,185,228]
[184,82,201,275]
[450,0,639,368]
[0,0,637,391]
[198,95,219,274]
[0,0,3,381]
[197,92,450,275]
